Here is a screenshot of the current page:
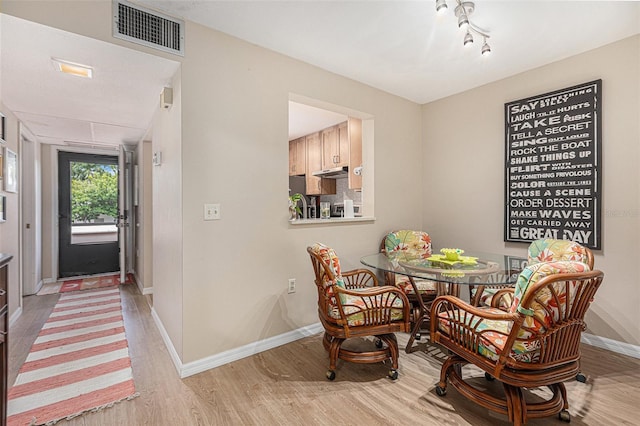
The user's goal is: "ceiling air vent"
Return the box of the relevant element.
[113,0,184,56]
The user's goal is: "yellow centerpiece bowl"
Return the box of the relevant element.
[441,248,464,261]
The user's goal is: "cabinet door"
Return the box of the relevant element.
[321,123,349,169]
[321,126,338,170]
[289,137,306,176]
[336,121,349,168]
[306,132,336,195]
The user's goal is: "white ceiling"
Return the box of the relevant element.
[1,2,639,147]
[141,0,640,104]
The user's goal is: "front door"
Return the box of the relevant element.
[58,151,119,278]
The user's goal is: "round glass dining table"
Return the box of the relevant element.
[360,250,528,302]
[361,250,528,353]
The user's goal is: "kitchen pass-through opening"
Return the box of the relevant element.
[288,94,374,222]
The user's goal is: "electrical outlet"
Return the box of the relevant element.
[204,203,221,220]
[288,278,296,294]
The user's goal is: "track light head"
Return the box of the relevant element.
[457,13,469,28]
[436,0,448,13]
[463,31,474,46]
[481,40,491,56]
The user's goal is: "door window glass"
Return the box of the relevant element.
[70,161,119,244]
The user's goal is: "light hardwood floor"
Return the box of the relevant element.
[9,284,640,425]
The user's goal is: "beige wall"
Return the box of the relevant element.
[0,104,21,320]
[151,67,184,359]
[179,22,423,363]
[423,35,640,346]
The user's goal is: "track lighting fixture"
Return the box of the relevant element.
[436,0,448,13]
[435,0,492,56]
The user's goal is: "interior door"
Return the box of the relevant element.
[58,151,119,278]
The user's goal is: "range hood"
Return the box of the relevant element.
[312,166,348,178]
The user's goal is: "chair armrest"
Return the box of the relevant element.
[430,295,519,345]
[490,288,515,310]
[336,284,406,299]
[341,268,378,289]
[430,295,518,321]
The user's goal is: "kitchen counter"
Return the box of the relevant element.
[289,216,375,225]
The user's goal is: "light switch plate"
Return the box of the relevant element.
[204,203,221,220]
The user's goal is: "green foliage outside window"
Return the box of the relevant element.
[71,162,118,223]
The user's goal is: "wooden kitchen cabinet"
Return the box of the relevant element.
[321,122,349,170]
[288,137,306,176]
[305,132,336,195]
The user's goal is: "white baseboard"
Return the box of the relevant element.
[150,307,183,375]
[180,323,324,378]
[9,306,22,327]
[150,309,323,379]
[148,322,639,379]
[582,332,640,359]
[133,272,142,294]
[34,280,44,295]
[132,272,153,295]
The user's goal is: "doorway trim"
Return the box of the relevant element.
[19,124,42,296]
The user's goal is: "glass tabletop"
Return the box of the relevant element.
[360,251,528,285]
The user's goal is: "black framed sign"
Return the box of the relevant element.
[505,80,602,249]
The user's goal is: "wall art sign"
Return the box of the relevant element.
[504,79,602,249]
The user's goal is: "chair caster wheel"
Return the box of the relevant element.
[576,373,587,383]
[559,410,571,423]
[375,338,383,349]
[388,369,398,380]
[326,370,336,381]
[484,372,495,381]
[435,385,447,396]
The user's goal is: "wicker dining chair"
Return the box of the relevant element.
[380,230,458,353]
[430,260,604,426]
[307,243,410,380]
[471,238,594,309]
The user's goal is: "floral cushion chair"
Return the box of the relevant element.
[430,260,603,425]
[307,243,410,380]
[382,230,438,296]
[528,238,594,268]
[381,230,455,352]
[473,238,594,309]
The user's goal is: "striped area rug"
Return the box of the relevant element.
[7,287,138,425]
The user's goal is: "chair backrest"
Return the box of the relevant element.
[307,243,345,314]
[382,230,432,261]
[506,260,603,364]
[527,239,594,269]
